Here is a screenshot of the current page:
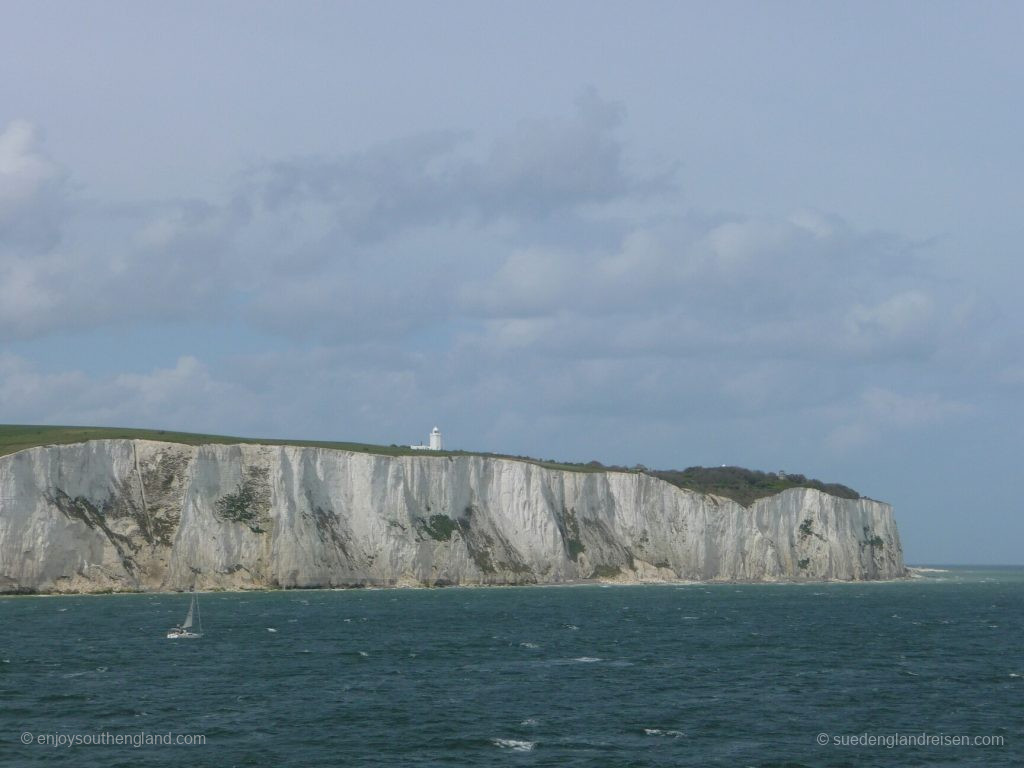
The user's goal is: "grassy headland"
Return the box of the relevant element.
[0,424,860,506]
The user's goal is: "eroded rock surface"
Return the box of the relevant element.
[0,440,906,593]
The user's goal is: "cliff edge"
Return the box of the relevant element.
[0,440,906,593]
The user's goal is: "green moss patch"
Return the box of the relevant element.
[421,514,458,541]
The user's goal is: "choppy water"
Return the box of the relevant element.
[2,567,1021,767]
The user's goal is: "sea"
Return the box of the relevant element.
[1,567,1021,767]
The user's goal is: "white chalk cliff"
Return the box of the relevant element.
[0,440,906,593]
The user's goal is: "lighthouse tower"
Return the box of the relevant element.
[429,426,443,451]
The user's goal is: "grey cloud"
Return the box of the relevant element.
[0,101,1005,469]
[457,208,976,369]
[0,354,248,432]
[0,94,661,342]
[0,120,66,251]
[0,127,250,341]
[823,387,973,453]
[0,199,242,341]
[244,89,662,243]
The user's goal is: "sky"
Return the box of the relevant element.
[1,1,1022,564]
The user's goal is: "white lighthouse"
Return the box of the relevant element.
[410,426,444,451]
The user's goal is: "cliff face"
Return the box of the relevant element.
[0,440,906,593]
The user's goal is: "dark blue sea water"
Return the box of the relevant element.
[1,567,1021,767]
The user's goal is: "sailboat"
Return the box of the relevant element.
[167,592,203,639]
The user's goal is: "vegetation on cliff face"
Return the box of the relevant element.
[214,466,272,533]
[420,514,458,542]
[0,425,861,506]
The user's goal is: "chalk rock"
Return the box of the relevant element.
[0,440,906,592]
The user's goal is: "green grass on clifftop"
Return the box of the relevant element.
[0,424,402,459]
[0,425,609,473]
[0,425,861,506]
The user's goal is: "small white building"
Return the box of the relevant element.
[410,426,443,451]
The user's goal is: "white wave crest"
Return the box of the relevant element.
[493,738,535,751]
[644,728,684,738]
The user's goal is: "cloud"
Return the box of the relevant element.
[0,94,662,343]
[457,208,968,369]
[0,120,65,250]
[246,88,653,242]
[0,354,89,414]
[111,356,232,416]
[0,118,249,341]
[0,96,1008,469]
[844,290,935,354]
[8,104,961,371]
[824,387,972,452]
[0,197,241,340]
[0,121,74,338]
[0,354,246,432]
